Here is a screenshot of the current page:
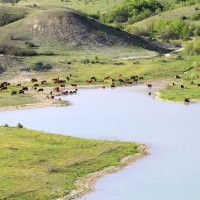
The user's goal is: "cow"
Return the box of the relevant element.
[38,88,44,92]
[18,90,24,94]
[11,91,17,95]
[41,80,47,84]
[147,84,152,88]
[71,84,77,87]
[91,77,97,82]
[175,75,180,79]
[33,84,39,87]
[31,78,38,82]
[184,98,190,104]
[111,84,115,88]
[22,87,28,91]
[181,85,184,89]
[53,87,60,92]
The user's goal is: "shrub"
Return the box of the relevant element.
[33,62,53,71]
[184,39,200,55]
[101,0,164,23]
[0,44,37,56]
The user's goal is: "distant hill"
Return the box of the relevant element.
[0,7,174,57]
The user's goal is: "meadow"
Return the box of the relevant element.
[0,126,145,199]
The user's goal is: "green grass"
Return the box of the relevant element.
[160,65,200,101]
[0,85,36,107]
[16,0,124,15]
[0,126,144,199]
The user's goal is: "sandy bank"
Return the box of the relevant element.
[57,144,149,200]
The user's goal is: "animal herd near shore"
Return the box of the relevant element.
[0,72,197,104]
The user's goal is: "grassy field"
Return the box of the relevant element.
[0,126,145,200]
[1,52,200,107]
[17,0,124,15]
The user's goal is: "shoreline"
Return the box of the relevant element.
[57,144,149,200]
[0,80,169,112]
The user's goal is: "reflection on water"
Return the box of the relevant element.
[0,86,200,200]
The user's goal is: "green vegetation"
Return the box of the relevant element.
[100,0,164,23]
[0,126,144,199]
[184,39,200,55]
[126,4,200,39]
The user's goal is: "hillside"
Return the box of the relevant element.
[128,4,200,30]
[0,7,174,58]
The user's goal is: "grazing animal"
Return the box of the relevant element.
[41,80,47,84]
[1,87,7,90]
[181,85,184,89]
[198,84,200,87]
[148,92,152,96]
[53,87,60,92]
[58,80,66,84]
[172,83,175,86]
[175,75,180,79]
[17,84,21,87]
[22,87,28,91]
[86,80,92,83]
[60,84,65,88]
[139,77,144,80]
[11,91,17,95]
[33,84,39,87]
[38,88,44,92]
[71,84,77,87]
[67,77,70,81]
[91,77,97,82]
[184,98,190,104]
[18,90,24,94]
[190,81,194,85]
[111,84,115,88]
[102,86,106,89]
[31,78,38,82]
[147,84,152,88]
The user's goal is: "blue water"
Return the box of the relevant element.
[0,86,200,200]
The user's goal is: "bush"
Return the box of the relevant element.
[33,62,53,71]
[101,0,164,23]
[0,44,37,56]
[184,39,200,55]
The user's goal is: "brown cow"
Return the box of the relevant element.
[31,78,38,82]
[11,91,17,95]
[41,80,47,84]
[18,90,24,94]
[184,98,190,104]
[147,84,152,88]
[38,88,44,92]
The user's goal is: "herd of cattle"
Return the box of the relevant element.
[0,73,199,104]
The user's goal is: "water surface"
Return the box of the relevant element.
[0,86,200,200]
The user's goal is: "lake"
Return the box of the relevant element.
[1,86,200,200]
